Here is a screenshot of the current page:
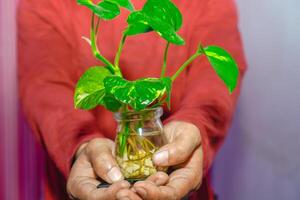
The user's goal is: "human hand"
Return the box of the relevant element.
[131,121,203,200]
[67,138,141,200]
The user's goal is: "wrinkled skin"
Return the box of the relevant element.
[67,121,203,200]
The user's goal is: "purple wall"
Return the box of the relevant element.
[1,0,43,199]
[212,0,300,199]
[18,114,44,200]
[0,46,5,200]
[0,0,19,199]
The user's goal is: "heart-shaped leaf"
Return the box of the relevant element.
[145,16,184,45]
[100,94,122,112]
[125,11,152,35]
[106,0,134,11]
[125,0,185,45]
[142,0,182,31]
[77,0,120,20]
[204,46,239,93]
[74,66,112,109]
[104,76,168,111]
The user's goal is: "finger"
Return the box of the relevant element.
[90,181,131,200]
[116,188,143,200]
[134,180,177,200]
[86,138,123,183]
[153,122,200,166]
[134,181,160,200]
[69,178,130,200]
[68,153,130,200]
[159,147,204,199]
[134,147,203,200]
[146,171,169,186]
[132,172,168,200]
[67,153,99,199]
[68,170,130,200]
[68,176,100,200]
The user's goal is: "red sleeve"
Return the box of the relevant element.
[165,0,247,174]
[17,1,103,177]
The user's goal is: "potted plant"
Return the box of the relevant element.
[74,0,239,181]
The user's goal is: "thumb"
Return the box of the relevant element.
[86,138,123,184]
[153,121,201,166]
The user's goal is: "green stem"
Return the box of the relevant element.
[114,34,127,69]
[171,51,203,81]
[90,14,116,74]
[161,42,170,78]
[95,16,100,35]
[120,121,130,156]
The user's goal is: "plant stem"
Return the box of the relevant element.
[90,14,117,74]
[95,17,100,35]
[171,51,202,81]
[160,42,170,78]
[114,34,127,69]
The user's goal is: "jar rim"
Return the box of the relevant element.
[114,107,163,121]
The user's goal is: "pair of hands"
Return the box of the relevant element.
[67,121,203,200]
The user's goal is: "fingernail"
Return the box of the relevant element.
[153,150,169,165]
[136,187,147,197]
[107,166,123,182]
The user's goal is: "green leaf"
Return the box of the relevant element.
[100,94,122,112]
[125,0,185,45]
[74,66,112,109]
[125,23,153,35]
[125,11,152,35]
[105,0,134,11]
[143,0,184,44]
[97,1,120,19]
[145,16,185,45]
[161,77,172,109]
[127,11,146,24]
[204,46,239,93]
[104,76,168,111]
[142,0,182,31]
[77,0,120,20]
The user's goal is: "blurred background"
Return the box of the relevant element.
[1,0,299,199]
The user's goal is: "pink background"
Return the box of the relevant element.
[1,0,300,199]
[0,0,43,199]
[1,0,19,199]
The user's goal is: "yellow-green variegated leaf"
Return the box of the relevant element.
[74,67,112,109]
[125,0,185,45]
[77,0,120,20]
[104,76,168,111]
[204,46,239,93]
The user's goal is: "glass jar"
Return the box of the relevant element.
[114,107,167,181]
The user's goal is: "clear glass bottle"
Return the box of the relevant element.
[114,107,167,181]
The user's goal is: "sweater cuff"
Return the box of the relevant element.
[163,109,212,175]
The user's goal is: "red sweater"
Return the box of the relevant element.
[18,0,246,199]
